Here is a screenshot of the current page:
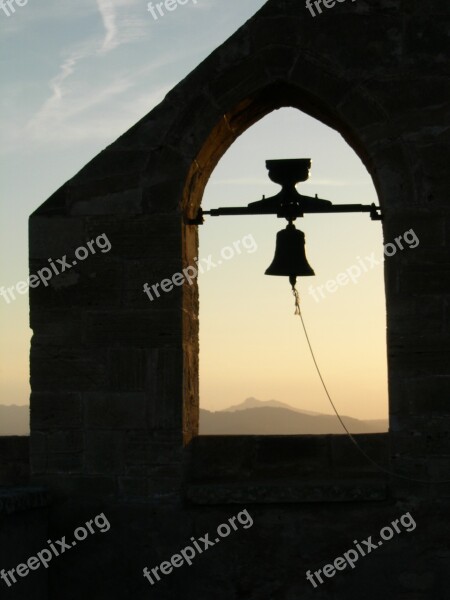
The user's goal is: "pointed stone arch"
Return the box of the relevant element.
[177,71,401,444]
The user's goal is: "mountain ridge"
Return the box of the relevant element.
[200,401,388,435]
[223,396,327,416]
[0,400,388,436]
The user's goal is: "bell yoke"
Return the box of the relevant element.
[188,158,382,287]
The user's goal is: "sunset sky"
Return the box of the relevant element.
[0,0,389,422]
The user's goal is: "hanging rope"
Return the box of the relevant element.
[291,282,450,485]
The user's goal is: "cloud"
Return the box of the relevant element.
[97,0,147,52]
[47,52,86,105]
[22,1,149,144]
[25,43,96,137]
[97,0,119,53]
[1,0,219,152]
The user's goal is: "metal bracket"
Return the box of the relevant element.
[185,159,383,224]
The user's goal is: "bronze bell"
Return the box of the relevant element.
[265,222,315,286]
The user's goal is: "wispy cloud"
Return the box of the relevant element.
[25,64,173,146]
[97,0,147,52]
[23,0,149,144]
[25,42,97,138]
[97,0,119,53]
[2,0,221,152]
[47,50,87,106]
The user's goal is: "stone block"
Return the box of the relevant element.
[0,437,30,485]
[208,54,269,111]
[106,347,146,391]
[70,189,143,216]
[46,451,83,472]
[83,214,180,260]
[40,475,117,498]
[146,347,183,429]
[390,376,450,416]
[47,431,83,454]
[251,16,301,49]
[398,263,450,294]
[330,433,389,474]
[84,431,124,476]
[383,212,446,248]
[118,477,148,499]
[83,310,181,346]
[29,309,84,345]
[28,257,124,310]
[30,347,108,391]
[147,464,182,497]
[29,216,85,259]
[84,393,147,429]
[30,393,82,430]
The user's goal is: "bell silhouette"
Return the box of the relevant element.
[265,222,315,286]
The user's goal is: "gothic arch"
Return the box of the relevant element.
[176,45,417,440]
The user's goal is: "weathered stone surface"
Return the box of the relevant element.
[84,393,147,429]
[186,478,388,504]
[16,0,450,598]
[84,431,124,476]
[0,437,30,486]
[30,393,82,430]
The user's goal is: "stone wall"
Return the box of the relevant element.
[0,488,48,600]
[22,0,450,598]
[0,437,30,486]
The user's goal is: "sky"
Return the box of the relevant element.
[0,0,388,422]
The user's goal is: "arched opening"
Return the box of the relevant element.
[197,107,388,435]
[181,82,390,443]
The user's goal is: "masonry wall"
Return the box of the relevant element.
[0,488,48,600]
[24,0,450,598]
[0,437,29,486]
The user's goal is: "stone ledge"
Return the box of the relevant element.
[0,487,49,515]
[185,479,388,505]
[186,434,389,482]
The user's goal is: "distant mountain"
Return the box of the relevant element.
[223,397,326,416]
[200,400,388,435]
[0,400,388,437]
[0,405,29,436]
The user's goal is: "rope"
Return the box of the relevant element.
[291,282,450,485]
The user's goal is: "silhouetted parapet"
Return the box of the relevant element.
[185,434,389,504]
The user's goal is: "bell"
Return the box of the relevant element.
[265,222,315,286]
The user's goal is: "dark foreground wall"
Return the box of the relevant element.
[0,437,30,486]
[0,487,48,600]
[19,0,450,598]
